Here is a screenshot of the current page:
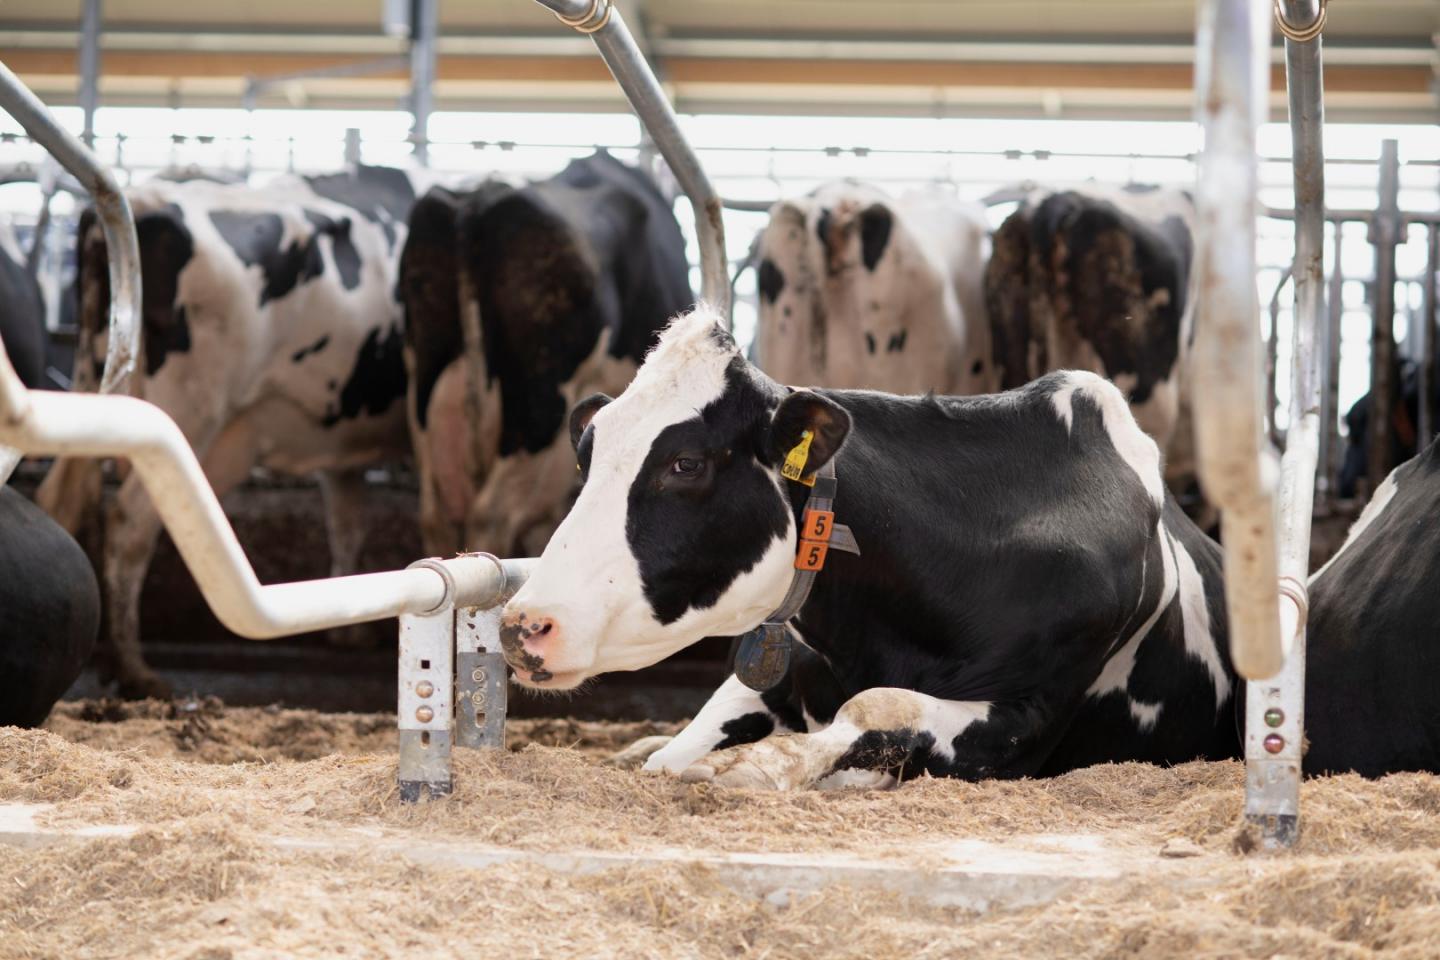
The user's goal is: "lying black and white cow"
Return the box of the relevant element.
[0,221,47,390]
[1306,436,1440,776]
[987,184,1197,490]
[0,487,100,727]
[1336,357,1434,499]
[399,151,693,557]
[499,305,1235,788]
[38,166,418,698]
[752,180,996,395]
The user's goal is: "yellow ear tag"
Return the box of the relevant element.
[781,431,817,487]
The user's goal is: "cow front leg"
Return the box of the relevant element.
[681,687,992,790]
[101,477,169,700]
[616,674,798,772]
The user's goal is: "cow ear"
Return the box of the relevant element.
[570,393,612,450]
[767,391,851,476]
[859,203,893,271]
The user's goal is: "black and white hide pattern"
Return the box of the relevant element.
[36,169,418,698]
[1305,436,1440,776]
[751,180,996,396]
[500,306,1238,790]
[0,221,48,389]
[0,487,100,727]
[398,151,694,558]
[1335,357,1436,499]
[985,184,1198,495]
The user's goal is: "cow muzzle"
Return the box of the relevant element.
[498,606,584,689]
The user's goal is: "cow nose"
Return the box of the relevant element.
[498,609,559,676]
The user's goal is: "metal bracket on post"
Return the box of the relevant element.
[456,604,509,750]
[451,551,512,751]
[398,601,456,802]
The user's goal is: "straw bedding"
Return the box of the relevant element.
[0,699,1437,959]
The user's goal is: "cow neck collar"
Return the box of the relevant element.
[731,457,861,692]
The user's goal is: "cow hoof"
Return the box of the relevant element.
[679,763,717,784]
[686,738,811,790]
[815,769,897,791]
[117,672,172,702]
[609,735,675,769]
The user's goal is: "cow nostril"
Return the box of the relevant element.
[533,620,553,638]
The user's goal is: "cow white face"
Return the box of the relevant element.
[499,305,851,690]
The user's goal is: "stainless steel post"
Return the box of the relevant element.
[398,602,456,802]
[1367,139,1401,493]
[79,0,101,147]
[1319,220,1344,503]
[1244,0,1328,850]
[533,0,730,319]
[1419,225,1438,446]
[408,0,438,168]
[1192,0,1283,681]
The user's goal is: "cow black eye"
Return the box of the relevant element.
[671,456,705,477]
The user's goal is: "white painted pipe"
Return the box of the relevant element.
[0,342,531,637]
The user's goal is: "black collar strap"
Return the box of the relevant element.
[733,457,860,691]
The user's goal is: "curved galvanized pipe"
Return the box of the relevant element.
[533,0,731,321]
[0,60,139,397]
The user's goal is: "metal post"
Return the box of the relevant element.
[1192,0,1284,681]
[455,601,512,751]
[398,603,456,802]
[343,127,362,168]
[1244,0,1328,851]
[408,0,438,168]
[1319,220,1344,503]
[1419,225,1438,446]
[1367,139,1401,493]
[79,0,101,147]
[533,0,731,319]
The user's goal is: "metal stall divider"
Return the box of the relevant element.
[1193,0,1327,848]
[0,62,537,803]
[0,59,141,485]
[403,0,733,801]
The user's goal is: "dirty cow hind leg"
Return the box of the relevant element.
[681,688,995,791]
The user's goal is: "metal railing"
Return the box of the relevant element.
[0,58,141,485]
[0,55,535,801]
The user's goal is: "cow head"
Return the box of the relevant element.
[499,305,851,689]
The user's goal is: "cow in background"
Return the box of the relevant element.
[986,184,1198,493]
[399,151,693,558]
[37,166,418,698]
[1336,357,1437,499]
[751,180,996,396]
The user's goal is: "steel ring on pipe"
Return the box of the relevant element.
[454,551,509,609]
[1277,574,1310,634]
[555,0,612,33]
[407,557,458,615]
[1273,0,1326,43]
